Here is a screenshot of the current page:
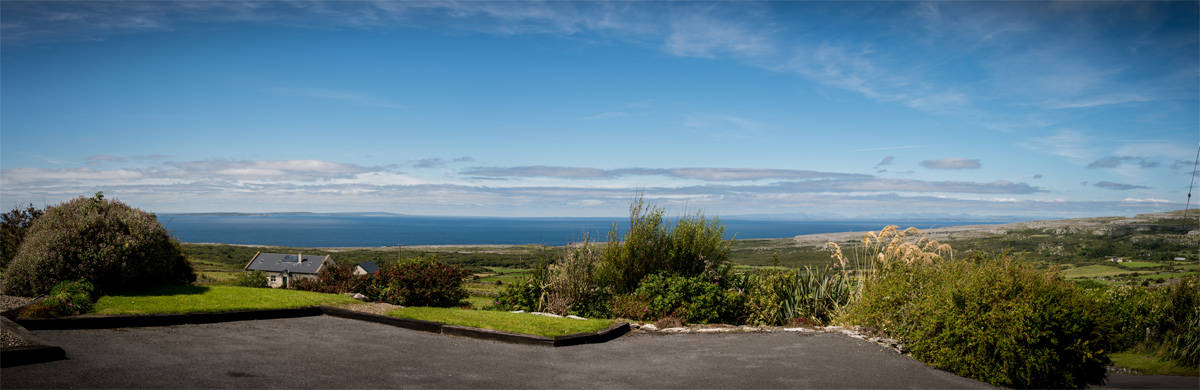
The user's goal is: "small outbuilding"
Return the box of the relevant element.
[244,252,333,288]
[354,262,380,275]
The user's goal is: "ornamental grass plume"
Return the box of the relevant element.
[825,225,953,301]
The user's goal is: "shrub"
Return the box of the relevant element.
[376,257,469,307]
[1,203,43,268]
[20,280,95,318]
[492,276,547,311]
[232,270,270,288]
[1159,275,1200,367]
[595,196,730,294]
[291,263,375,296]
[742,269,792,325]
[544,238,610,317]
[632,273,742,324]
[1086,284,1166,352]
[844,253,1111,388]
[3,193,195,296]
[609,293,652,321]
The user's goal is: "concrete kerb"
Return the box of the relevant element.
[9,305,630,347]
[1,317,66,367]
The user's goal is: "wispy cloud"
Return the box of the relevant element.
[460,166,869,182]
[1094,181,1150,190]
[920,158,981,170]
[1087,156,1158,169]
[1040,94,1151,109]
[873,156,895,169]
[1019,130,1089,161]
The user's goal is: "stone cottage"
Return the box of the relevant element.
[244,252,333,288]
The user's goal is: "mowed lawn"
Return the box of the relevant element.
[389,307,613,337]
[93,285,357,315]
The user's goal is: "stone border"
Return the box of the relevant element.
[2,317,66,367]
[11,305,629,347]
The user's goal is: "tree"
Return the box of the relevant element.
[1,203,44,268]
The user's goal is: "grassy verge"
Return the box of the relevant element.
[1110,352,1200,376]
[93,285,357,315]
[389,307,613,337]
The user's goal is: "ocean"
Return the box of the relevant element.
[157,213,999,247]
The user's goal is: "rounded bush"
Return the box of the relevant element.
[2,193,195,296]
[845,253,1111,388]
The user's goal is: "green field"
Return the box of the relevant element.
[389,306,612,337]
[93,285,357,315]
[1062,265,1133,279]
[1117,261,1163,269]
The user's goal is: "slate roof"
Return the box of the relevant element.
[244,252,331,274]
[356,262,380,274]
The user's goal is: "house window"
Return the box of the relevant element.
[270,275,277,283]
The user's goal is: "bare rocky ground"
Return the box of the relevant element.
[793,209,1196,247]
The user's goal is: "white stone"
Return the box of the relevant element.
[661,327,689,333]
[352,293,367,300]
[566,315,586,320]
[641,324,658,331]
[529,312,563,318]
[781,327,811,332]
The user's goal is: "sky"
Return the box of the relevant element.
[1,1,1197,219]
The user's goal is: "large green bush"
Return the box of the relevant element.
[844,253,1111,388]
[595,197,730,294]
[631,273,743,324]
[3,193,195,296]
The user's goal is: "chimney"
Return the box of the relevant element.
[298,252,303,262]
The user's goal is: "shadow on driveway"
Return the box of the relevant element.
[7,315,990,388]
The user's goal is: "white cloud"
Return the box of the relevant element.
[920,158,981,170]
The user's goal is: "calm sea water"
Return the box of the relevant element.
[157,213,998,247]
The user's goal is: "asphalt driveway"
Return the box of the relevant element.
[2,315,992,389]
[7,315,1193,389]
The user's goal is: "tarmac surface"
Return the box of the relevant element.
[1,315,1195,389]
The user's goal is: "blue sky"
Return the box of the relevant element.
[1,1,1197,218]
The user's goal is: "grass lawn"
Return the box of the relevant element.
[466,295,494,309]
[93,285,357,315]
[1062,264,1133,279]
[1110,352,1199,376]
[389,307,613,337]
[1118,261,1163,269]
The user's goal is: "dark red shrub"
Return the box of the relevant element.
[376,257,469,307]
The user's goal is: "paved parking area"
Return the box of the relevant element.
[2,315,992,389]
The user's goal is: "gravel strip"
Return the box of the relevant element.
[2,318,36,348]
[328,302,401,316]
[1,295,37,313]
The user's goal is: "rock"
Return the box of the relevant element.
[641,324,658,331]
[696,328,731,333]
[352,293,367,301]
[781,327,812,332]
[566,315,586,320]
[510,310,525,314]
[529,312,563,318]
[661,327,689,333]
